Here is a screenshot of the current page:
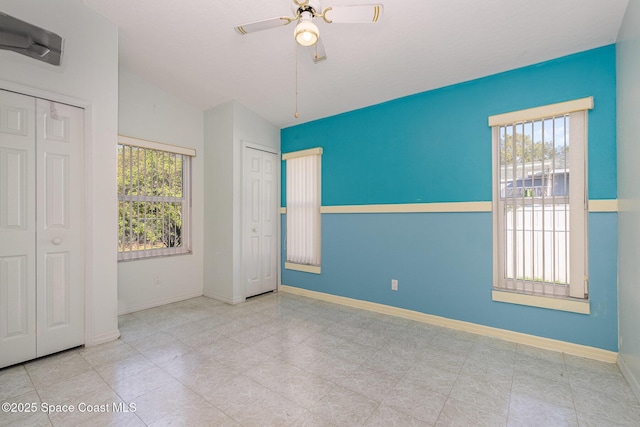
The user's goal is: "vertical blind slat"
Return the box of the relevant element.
[286,153,321,266]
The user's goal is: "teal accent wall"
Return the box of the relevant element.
[281,45,618,351]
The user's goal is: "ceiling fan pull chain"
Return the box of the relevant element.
[294,44,300,119]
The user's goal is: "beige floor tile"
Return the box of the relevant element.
[402,361,459,396]
[4,293,639,427]
[363,403,424,426]
[24,350,92,389]
[147,397,239,427]
[270,369,337,408]
[512,370,574,409]
[111,366,175,401]
[78,410,145,427]
[93,353,156,385]
[172,361,239,396]
[129,380,200,425]
[0,390,50,427]
[0,366,34,401]
[436,396,507,427]
[79,339,139,368]
[382,379,448,424]
[309,385,379,426]
[448,372,512,418]
[508,392,578,427]
[338,365,400,402]
[154,351,215,378]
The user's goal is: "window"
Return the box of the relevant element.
[283,147,322,274]
[490,98,592,307]
[117,136,194,261]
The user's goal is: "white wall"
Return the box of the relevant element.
[117,68,205,314]
[203,101,280,303]
[0,0,119,344]
[204,102,235,302]
[617,0,640,400]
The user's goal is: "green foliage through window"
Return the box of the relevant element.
[117,144,189,258]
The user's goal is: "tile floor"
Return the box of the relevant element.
[1,292,640,426]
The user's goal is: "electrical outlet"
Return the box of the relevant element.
[153,274,161,285]
[391,279,398,291]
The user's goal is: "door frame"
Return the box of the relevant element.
[0,79,94,346]
[241,141,281,300]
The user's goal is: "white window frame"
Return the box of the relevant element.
[283,147,322,274]
[489,98,592,313]
[117,135,195,261]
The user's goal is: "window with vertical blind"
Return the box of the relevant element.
[489,98,592,309]
[283,147,322,274]
[117,136,194,261]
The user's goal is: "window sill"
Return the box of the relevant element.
[118,250,192,262]
[285,262,321,274]
[492,290,590,314]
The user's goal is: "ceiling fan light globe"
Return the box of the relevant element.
[294,20,319,46]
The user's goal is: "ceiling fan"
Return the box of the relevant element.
[0,12,63,66]
[234,0,384,63]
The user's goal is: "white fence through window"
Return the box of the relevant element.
[498,115,571,296]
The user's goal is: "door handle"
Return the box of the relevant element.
[251,226,257,233]
[52,238,62,245]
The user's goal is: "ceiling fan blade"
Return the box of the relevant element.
[310,37,327,63]
[234,16,294,35]
[0,31,32,49]
[0,12,63,65]
[322,4,384,24]
[0,43,50,57]
[0,32,51,57]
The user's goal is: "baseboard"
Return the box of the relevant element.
[85,329,121,347]
[118,291,204,315]
[202,290,245,305]
[618,354,640,402]
[280,285,617,363]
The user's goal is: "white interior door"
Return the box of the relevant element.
[0,90,37,368]
[35,98,85,357]
[0,90,84,368]
[244,147,278,298]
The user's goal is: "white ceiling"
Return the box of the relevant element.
[81,0,628,128]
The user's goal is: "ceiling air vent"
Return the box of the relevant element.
[0,12,63,66]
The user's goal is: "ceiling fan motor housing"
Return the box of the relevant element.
[292,0,320,17]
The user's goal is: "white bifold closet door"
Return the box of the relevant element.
[244,147,278,298]
[0,89,85,368]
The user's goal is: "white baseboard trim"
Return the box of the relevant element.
[203,290,245,305]
[618,354,640,402]
[85,330,121,347]
[280,285,617,363]
[118,291,204,315]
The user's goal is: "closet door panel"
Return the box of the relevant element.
[36,99,85,357]
[0,90,36,368]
